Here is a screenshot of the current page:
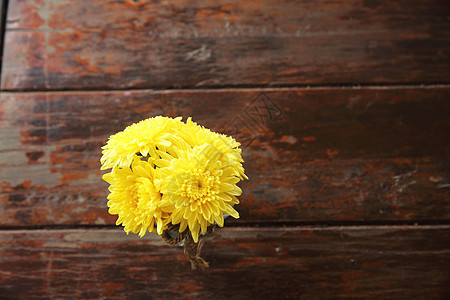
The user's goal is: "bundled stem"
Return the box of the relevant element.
[161,224,211,271]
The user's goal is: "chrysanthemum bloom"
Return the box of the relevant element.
[155,143,243,243]
[175,117,248,180]
[103,158,172,236]
[100,116,188,170]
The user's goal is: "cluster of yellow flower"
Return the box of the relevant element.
[100,116,247,243]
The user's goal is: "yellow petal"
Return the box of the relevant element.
[224,205,239,219]
[190,221,200,243]
[179,220,188,232]
[156,218,163,235]
[200,218,208,234]
[229,185,242,196]
[213,213,224,227]
[183,208,193,220]
[200,203,211,220]
[220,182,234,192]
[171,208,183,224]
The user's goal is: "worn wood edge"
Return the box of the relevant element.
[0,0,6,77]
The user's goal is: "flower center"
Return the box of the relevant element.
[181,168,219,204]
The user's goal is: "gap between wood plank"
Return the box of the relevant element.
[0,0,9,77]
[1,220,449,232]
[1,224,450,235]
[1,82,450,94]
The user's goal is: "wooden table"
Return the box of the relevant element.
[1,1,449,299]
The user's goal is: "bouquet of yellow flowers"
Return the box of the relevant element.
[100,116,247,269]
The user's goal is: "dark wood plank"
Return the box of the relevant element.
[2,0,450,90]
[0,226,449,299]
[1,87,448,226]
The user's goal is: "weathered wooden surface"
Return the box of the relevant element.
[1,0,449,299]
[2,0,450,90]
[1,87,449,226]
[0,226,449,299]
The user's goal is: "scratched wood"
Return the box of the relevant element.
[1,87,449,226]
[2,0,450,90]
[0,226,449,299]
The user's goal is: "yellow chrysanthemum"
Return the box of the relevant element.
[155,144,242,243]
[173,117,248,180]
[100,116,188,170]
[102,159,172,236]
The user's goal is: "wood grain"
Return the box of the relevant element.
[1,87,449,226]
[0,226,449,299]
[2,0,450,90]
